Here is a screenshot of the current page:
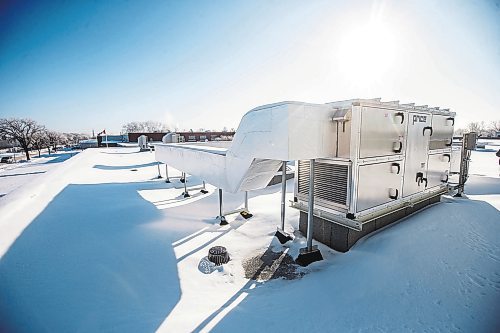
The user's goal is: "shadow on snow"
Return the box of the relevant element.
[0,181,182,333]
[464,176,500,195]
[93,162,159,170]
[209,198,500,333]
[38,152,78,164]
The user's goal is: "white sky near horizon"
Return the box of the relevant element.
[0,0,499,135]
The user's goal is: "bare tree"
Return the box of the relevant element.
[489,120,500,136]
[466,121,485,134]
[32,129,50,157]
[454,128,465,136]
[0,118,43,160]
[47,131,62,153]
[63,132,89,145]
[122,121,171,133]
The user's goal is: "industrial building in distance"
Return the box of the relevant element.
[94,131,235,148]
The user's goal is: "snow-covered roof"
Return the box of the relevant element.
[0,145,498,331]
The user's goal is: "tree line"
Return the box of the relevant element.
[121,121,171,133]
[0,118,89,161]
[455,120,500,137]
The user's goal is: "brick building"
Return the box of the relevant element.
[128,131,235,143]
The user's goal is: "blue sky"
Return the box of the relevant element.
[1,0,499,134]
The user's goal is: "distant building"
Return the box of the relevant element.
[96,134,128,147]
[127,131,235,143]
[78,139,98,149]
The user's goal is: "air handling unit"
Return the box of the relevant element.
[154,98,456,263]
[292,99,455,252]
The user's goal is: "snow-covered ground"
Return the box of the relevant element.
[0,151,79,198]
[0,144,498,332]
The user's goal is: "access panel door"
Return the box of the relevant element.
[427,152,451,188]
[356,160,404,213]
[429,114,455,150]
[403,112,432,197]
[359,107,407,159]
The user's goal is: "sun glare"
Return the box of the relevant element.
[338,20,397,87]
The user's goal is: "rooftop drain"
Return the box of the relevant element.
[208,246,230,266]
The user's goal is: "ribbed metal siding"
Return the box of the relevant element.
[298,160,348,205]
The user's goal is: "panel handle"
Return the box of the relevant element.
[423,126,433,136]
[416,172,424,185]
[393,141,403,153]
[441,174,449,183]
[445,139,453,147]
[389,188,399,200]
[395,112,405,124]
[443,153,451,162]
[391,162,401,174]
[446,117,455,126]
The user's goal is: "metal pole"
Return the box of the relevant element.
[457,135,466,196]
[183,172,189,197]
[218,188,228,225]
[201,181,208,194]
[244,191,249,211]
[307,159,315,251]
[280,161,287,230]
[219,188,223,217]
[165,164,170,183]
[157,161,162,178]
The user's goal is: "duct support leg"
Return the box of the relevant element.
[165,164,170,183]
[200,181,208,194]
[218,188,228,225]
[156,161,162,179]
[280,161,286,230]
[296,159,323,266]
[240,191,253,219]
[275,161,292,244]
[182,172,190,198]
[245,191,248,211]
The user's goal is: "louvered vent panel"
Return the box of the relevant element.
[298,160,348,206]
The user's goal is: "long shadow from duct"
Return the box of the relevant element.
[0,171,46,178]
[93,161,159,170]
[0,181,184,333]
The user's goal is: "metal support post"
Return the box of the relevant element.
[280,161,287,230]
[455,132,476,197]
[244,191,249,211]
[156,161,162,179]
[274,161,292,243]
[182,172,190,197]
[218,188,227,225]
[200,181,208,194]
[306,159,315,251]
[239,191,253,219]
[295,158,323,266]
[165,164,170,183]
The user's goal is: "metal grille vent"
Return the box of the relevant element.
[298,160,348,206]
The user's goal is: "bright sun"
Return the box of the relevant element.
[337,20,397,87]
